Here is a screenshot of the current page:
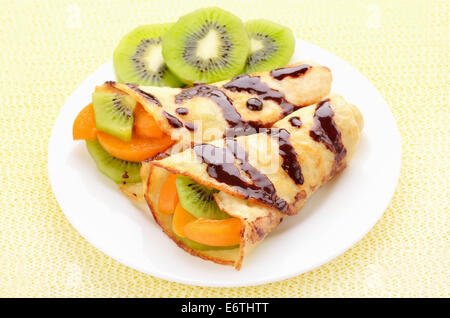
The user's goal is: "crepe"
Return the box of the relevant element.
[111,62,332,200]
[106,61,331,146]
[142,94,364,269]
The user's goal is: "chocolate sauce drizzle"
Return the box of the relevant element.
[193,141,289,212]
[270,64,312,80]
[184,122,196,131]
[143,152,169,162]
[264,128,304,185]
[289,116,302,128]
[246,98,263,111]
[175,107,189,115]
[175,84,264,137]
[310,99,347,171]
[126,84,161,106]
[223,74,300,116]
[162,111,183,128]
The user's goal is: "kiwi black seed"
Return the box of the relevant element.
[92,92,136,141]
[175,175,230,220]
[162,7,250,84]
[113,24,183,87]
[86,140,141,184]
[244,19,295,73]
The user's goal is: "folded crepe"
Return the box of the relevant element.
[142,94,364,269]
[109,61,332,199]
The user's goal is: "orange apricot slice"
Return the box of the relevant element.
[134,104,165,139]
[73,103,97,140]
[172,203,196,236]
[158,174,179,214]
[97,130,174,162]
[183,218,242,247]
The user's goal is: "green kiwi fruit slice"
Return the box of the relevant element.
[162,7,250,84]
[175,175,230,220]
[86,140,141,184]
[92,92,136,142]
[172,231,239,251]
[244,19,295,73]
[113,24,183,87]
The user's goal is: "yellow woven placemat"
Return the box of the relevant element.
[0,0,448,297]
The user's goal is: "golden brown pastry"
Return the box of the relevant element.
[105,61,331,146]
[109,62,332,200]
[142,94,364,269]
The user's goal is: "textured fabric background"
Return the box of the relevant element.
[0,0,448,297]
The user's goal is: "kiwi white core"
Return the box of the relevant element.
[196,29,220,59]
[250,38,264,53]
[142,44,165,73]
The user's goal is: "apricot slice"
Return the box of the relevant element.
[134,104,165,139]
[172,203,196,237]
[158,174,179,214]
[97,130,174,162]
[183,218,242,247]
[73,103,97,141]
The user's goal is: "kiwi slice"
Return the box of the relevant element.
[244,19,295,73]
[172,231,239,251]
[162,7,250,84]
[86,140,141,184]
[92,92,136,141]
[175,175,230,220]
[113,24,183,87]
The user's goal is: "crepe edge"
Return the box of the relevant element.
[142,161,284,270]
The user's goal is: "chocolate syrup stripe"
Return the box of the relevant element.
[264,128,304,185]
[175,84,264,137]
[162,111,184,128]
[223,74,301,116]
[309,99,347,171]
[289,116,302,127]
[270,64,312,80]
[193,125,306,212]
[193,141,289,212]
[126,84,162,106]
[125,84,194,131]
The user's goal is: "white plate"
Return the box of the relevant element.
[48,39,401,287]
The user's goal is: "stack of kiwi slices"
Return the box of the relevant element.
[113,7,295,86]
[90,91,142,183]
[74,91,143,185]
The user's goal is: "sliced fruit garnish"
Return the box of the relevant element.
[86,140,141,183]
[175,175,230,220]
[113,24,183,87]
[158,174,179,214]
[162,7,250,84]
[92,92,137,142]
[172,202,196,237]
[244,19,295,73]
[73,103,97,141]
[134,104,165,139]
[97,130,174,162]
[183,218,242,247]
